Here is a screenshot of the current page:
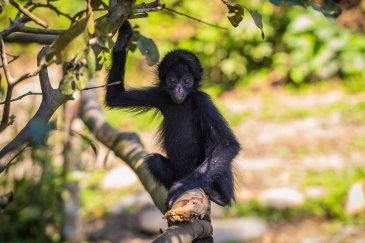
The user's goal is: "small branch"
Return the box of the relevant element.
[81,81,121,91]
[164,7,227,30]
[0,54,19,67]
[12,60,52,87]
[9,0,48,28]
[0,82,122,106]
[30,2,73,22]
[0,91,42,105]
[16,26,64,35]
[0,36,14,132]
[0,36,14,82]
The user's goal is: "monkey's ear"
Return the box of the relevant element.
[114,21,133,52]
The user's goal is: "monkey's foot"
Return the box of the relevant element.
[164,188,210,222]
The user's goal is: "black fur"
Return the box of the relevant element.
[106,21,240,207]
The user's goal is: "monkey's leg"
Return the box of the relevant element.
[145,153,178,189]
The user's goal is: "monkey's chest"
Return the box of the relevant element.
[160,111,203,167]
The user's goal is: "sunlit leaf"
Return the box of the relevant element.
[222,1,244,28]
[249,10,265,39]
[87,11,95,35]
[135,32,160,66]
[29,119,56,146]
[47,16,90,64]
[85,48,96,80]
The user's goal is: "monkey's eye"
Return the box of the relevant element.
[182,75,194,88]
[166,73,177,86]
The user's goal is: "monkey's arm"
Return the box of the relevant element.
[106,21,164,111]
[168,92,240,207]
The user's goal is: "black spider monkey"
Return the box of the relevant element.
[106,21,240,208]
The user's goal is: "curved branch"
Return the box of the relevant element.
[79,80,213,242]
[79,80,168,212]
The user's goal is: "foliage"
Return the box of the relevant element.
[0,149,64,242]
[129,0,365,91]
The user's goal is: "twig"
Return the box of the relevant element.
[164,7,227,30]
[9,0,48,28]
[0,37,14,82]
[12,61,52,86]
[81,81,121,91]
[71,8,108,22]
[0,82,122,105]
[30,2,73,22]
[0,145,27,172]
[0,36,14,132]
[0,91,42,105]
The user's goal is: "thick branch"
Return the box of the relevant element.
[0,47,72,172]
[79,80,168,212]
[79,80,213,242]
[16,26,64,35]
[152,221,213,243]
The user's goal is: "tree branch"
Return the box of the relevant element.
[0,47,73,172]
[79,80,213,242]
[16,25,64,35]
[9,0,48,28]
[0,53,19,67]
[0,36,14,132]
[30,2,73,22]
[152,220,213,243]
[0,91,42,105]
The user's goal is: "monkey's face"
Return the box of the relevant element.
[164,64,195,104]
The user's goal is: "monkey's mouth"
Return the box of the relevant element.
[171,92,186,104]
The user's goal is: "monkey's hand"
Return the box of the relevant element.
[113,20,133,52]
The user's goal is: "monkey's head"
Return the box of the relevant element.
[158,50,203,104]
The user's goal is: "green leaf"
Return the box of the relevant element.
[47,16,90,64]
[87,11,95,35]
[249,10,265,39]
[85,48,96,80]
[135,32,160,66]
[29,119,56,146]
